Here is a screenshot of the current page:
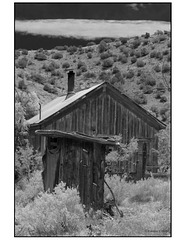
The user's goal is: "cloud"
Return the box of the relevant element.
[15,19,170,39]
[127,3,145,11]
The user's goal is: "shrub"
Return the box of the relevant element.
[22,49,28,55]
[80,65,87,72]
[134,51,141,58]
[77,61,85,69]
[142,39,149,46]
[112,66,120,74]
[43,61,60,72]
[158,34,167,42]
[160,95,168,103]
[103,38,113,43]
[131,56,137,64]
[126,70,134,79]
[144,32,150,39]
[163,49,169,55]
[162,63,170,73]
[150,105,159,117]
[15,145,42,182]
[18,80,27,90]
[119,37,128,44]
[156,52,163,60]
[167,40,171,48]
[136,59,145,67]
[15,182,86,236]
[150,51,157,58]
[154,64,161,72]
[34,53,47,61]
[155,124,170,172]
[131,39,141,49]
[130,49,135,57]
[100,52,110,60]
[87,41,96,46]
[118,55,128,64]
[102,58,114,69]
[55,46,65,51]
[17,57,28,69]
[140,72,156,86]
[83,71,96,79]
[110,72,125,84]
[51,70,62,77]
[157,82,166,92]
[31,73,46,84]
[15,170,43,207]
[52,52,63,59]
[140,47,149,57]
[76,69,81,76]
[119,46,129,56]
[133,92,147,104]
[142,85,153,94]
[154,90,164,99]
[98,40,108,53]
[67,45,77,54]
[99,71,111,81]
[62,62,70,69]
[15,50,21,59]
[87,52,92,59]
[43,83,58,94]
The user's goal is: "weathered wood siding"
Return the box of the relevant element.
[40,87,158,170]
[42,137,105,209]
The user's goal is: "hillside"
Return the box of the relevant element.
[15,30,171,123]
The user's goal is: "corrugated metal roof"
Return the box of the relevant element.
[27,82,103,125]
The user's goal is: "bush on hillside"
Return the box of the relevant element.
[129,49,135,57]
[119,37,128,45]
[126,70,135,79]
[134,50,141,58]
[142,85,153,94]
[102,58,114,69]
[133,92,147,104]
[87,41,96,46]
[100,52,110,60]
[112,66,120,74]
[34,53,47,61]
[150,51,157,58]
[158,34,167,42]
[160,95,168,103]
[156,52,163,60]
[162,63,170,73]
[99,71,111,82]
[17,57,28,69]
[43,83,58,94]
[140,47,149,57]
[80,65,87,72]
[51,70,62,77]
[136,59,145,68]
[67,45,77,55]
[163,49,169,56]
[15,50,21,59]
[140,72,156,86]
[77,61,86,69]
[52,52,63,59]
[18,80,28,91]
[142,39,149,46]
[98,40,108,53]
[54,46,65,51]
[31,73,46,84]
[131,39,141,49]
[150,105,159,117]
[131,56,137,64]
[83,71,96,79]
[22,49,28,55]
[154,64,161,72]
[157,82,166,92]
[110,72,125,84]
[87,52,92,59]
[76,69,81,76]
[118,55,128,64]
[62,62,70,69]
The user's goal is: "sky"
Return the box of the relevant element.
[15,3,171,21]
[15,3,171,41]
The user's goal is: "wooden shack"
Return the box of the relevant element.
[36,129,119,209]
[28,70,166,180]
